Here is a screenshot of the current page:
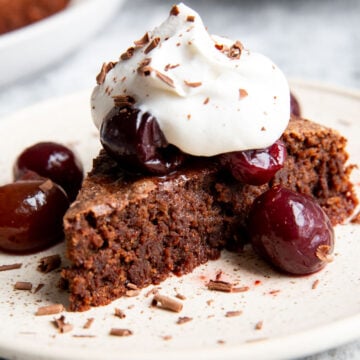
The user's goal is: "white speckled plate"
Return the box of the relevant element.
[0,81,359,360]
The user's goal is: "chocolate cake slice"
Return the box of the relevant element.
[61,116,357,311]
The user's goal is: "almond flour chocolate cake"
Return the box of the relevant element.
[60,4,357,311]
[61,116,357,311]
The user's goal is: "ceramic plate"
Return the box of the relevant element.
[0,0,124,87]
[0,81,359,360]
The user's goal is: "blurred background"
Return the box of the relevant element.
[0,1,359,359]
[0,0,359,118]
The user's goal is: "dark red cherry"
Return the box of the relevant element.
[0,180,70,254]
[100,106,186,175]
[220,140,286,185]
[290,92,301,117]
[247,186,334,275]
[13,142,83,201]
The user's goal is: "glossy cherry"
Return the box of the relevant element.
[100,106,186,175]
[247,186,334,275]
[0,180,70,254]
[14,142,83,201]
[220,140,286,185]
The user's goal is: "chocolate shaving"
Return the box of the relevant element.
[175,293,186,300]
[53,315,73,333]
[203,97,210,105]
[206,280,233,292]
[232,286,250,293]
[162,335,172,341]
[134,32,150,47]
[112,95,136,108]
[145,287,159,297]
[96,62,116,85]
[225,310,243,317]
[269,289,280,295]
[0,263,22,272]
[228,40,244,59]
[137,58,153,77]
[14,281,32,291]
[34,283,44,293]
[164,63,180,71]
[255,320,263,330]
[316,245,333,262]
[83,318,94,329]
[312,279,320,290]
[110,328,133,337]
[152,294,183,313]
[186,15,195,22]
[155,70,175,87]
[37,254,61,273]
[114,308,126,319]
[35,304,64,316]
[144,37,160,55]
[170,5,180,16]
[120,47,135,61]
[176,316,193,324]
[239,88,248,99]
[184,80,202,88]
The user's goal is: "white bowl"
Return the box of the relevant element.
[0,0,124,87]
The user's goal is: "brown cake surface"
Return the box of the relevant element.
[62,116,358,311]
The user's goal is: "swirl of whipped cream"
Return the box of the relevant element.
[91,3,290,156]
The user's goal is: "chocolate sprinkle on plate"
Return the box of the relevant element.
[53,315,73,333]
[151,294,183,313]
[176,316,193,324]
[37,254,61,273]
[0,263,22,272]
[14,281,32,291]
[35,304,64,316]
[110,328,133,337]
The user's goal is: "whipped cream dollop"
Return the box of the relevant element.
[91,3,290,156]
